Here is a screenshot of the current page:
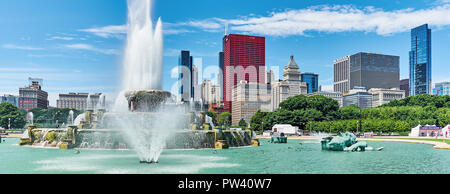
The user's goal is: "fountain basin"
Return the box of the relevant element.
[20,127,255,150]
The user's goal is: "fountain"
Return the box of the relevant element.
[67,110,74,126]
[26,112,34,126]
[18,0,257,162]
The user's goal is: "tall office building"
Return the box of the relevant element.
[201,80,221,105]
[19,78,48,110]
[409,24,432,96]
[223,34,265,113]
[334,52,400,94]
[301,73,319,94]
[218,52,224,102]
[178,50,193,102]
[433,82,450,96]
[400,79,410,97]
[192,65,200,101]
[231,81,271,126]
[266,70,275,84]
[271,55,308,111]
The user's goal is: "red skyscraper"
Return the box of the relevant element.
[223,34,265,113]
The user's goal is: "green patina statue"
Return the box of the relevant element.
[321,132,382,152]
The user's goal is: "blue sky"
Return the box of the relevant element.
[1,0,450,106]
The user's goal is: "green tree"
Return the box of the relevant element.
[238,118,247,128]
[0,102,26,129]
[250,110,268,131]
[218,112,232,127]
[339,105,361,120]
[307,95,340,116]
[279,95,309,111]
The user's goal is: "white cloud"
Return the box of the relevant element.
[47,36,75,41]
[79,25,127,39]
[2,44,44,51]
[180,4,450,36]
[64,44,120,55]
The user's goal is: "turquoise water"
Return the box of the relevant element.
[0,138,449,174]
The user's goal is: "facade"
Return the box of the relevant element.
[178,50,193,102]
[19,78,48,110]
[56,93,102,110]
[334,52,400,94]
[266,70,275,84]
[433,82,450,96]
[201,80,221,105]
[310,91,343,107]
[192,65,200,101]
[223,34,266,113]
[343,87,373,109]
[368,88,405,107]
[400,79,410,97]
[271,55,308,111]
[218,52,224,102]
[301,73,319,94]
[232,81,271,126]
[0,94,19,107]
[410,24,432,96]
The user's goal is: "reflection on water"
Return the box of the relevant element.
[0,138,449,174]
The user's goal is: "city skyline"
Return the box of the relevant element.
[1,0,450,106]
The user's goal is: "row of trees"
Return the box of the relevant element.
[0,102,84,129]
[249,94,450,133]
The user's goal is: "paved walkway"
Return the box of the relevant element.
[1,134,23,138]
[360,138,450,150]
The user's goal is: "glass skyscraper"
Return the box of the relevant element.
[301,73,319,94]
[178,50,193,102]
[409,24,432,96]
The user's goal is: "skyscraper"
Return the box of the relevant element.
[409,24,432,96]
[334,52,400,94]
[218,52,224,102]
[223,34,265,113]
[301,73,319,94]
[178,50,193,102]
[232,81,271,126]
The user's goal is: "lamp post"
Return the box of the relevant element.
[356,120,360,135]
[8,118,11,130]
[329,122,332,134]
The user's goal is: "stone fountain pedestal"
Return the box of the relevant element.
[125,90,172,112]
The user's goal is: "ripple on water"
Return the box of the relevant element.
[33,152,240,174]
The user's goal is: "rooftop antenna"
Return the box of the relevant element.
[225,23,229,36]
